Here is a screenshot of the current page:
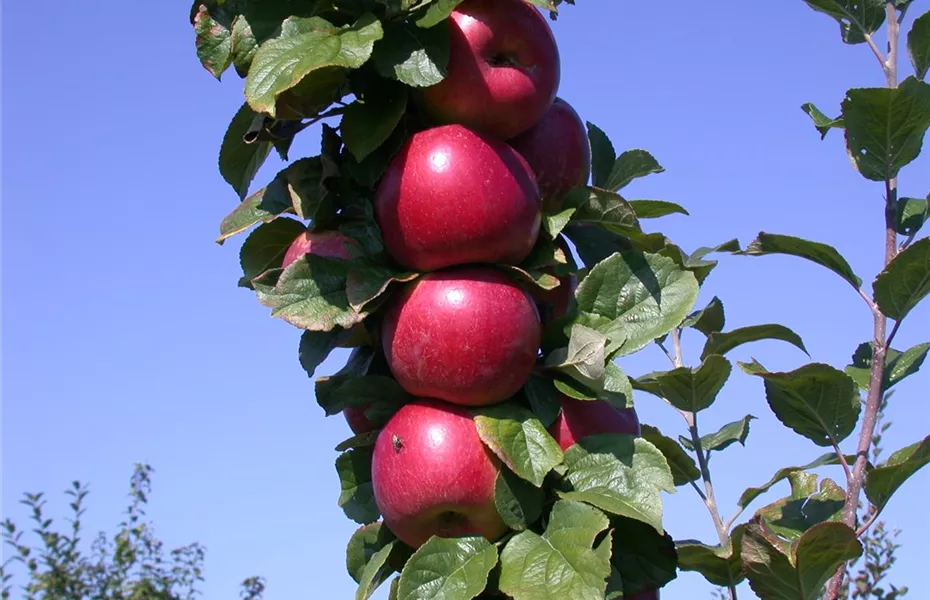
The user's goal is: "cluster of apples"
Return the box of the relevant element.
[286,0,643,559]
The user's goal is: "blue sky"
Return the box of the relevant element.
[2,2,928,599]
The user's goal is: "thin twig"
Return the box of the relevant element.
[857,288,880,313]
[886,318,902,348]
[863,33,887,71]
[670,329,684,368]
[856,507,883,537]
[833,440,853,481]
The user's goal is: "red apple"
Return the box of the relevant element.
[281,229,356,268]
[418,0,560,140]
[344,405,375,434]
[371,399,508,548]
[382,266,541,407]
[374,124,541,272]
[549,394,641,451]
[509,97,591,212]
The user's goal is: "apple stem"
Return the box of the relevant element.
[823,3,902,599]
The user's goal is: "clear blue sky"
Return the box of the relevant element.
[2,2,928,599]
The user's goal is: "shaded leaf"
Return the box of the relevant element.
[845,340,930,391]
[896,195,928,235]
[342,83,408,162]
[586,122,616,189]
[756,474,845,541]
[741,232,861,289]
[347,522,396,584]
[472,404,564,488]
[356,540,397,600]
[522,374,562,428]
[865,434,930,511]
[604,150,665,192]
[702,324,808,360]
[337,446,380,524]
[681,296,725,336]
[397,537,498,600]
[220,103,273,199]
[346,265,419,312]
[685,415,757,454]
[563,187,640,235]
[628,200,689,219]
[415,0,465,28]
[676,527,745,588]
[802,0,885,44]
[873,237,930,321]
[636,355,731,413]
[298,329,342,379]
[909,9,930,80]
[737,452,856,509]
[238,218,307,285]
[494,468,544,531]
[606,516,679,597]
[374,22,449,87]
[639,425,700,487]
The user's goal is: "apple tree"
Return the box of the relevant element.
[188,0,930,598]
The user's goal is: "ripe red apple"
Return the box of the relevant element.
[548,394,641,451]
[344,405,375,434]
[281,229,356,267]
[371,399,508,548]
[374,124,541,272]
[509,97,591,212]
[382,266,541,407]
[417,0,560,140]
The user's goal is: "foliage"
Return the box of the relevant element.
[0,464,263,600]
[188,0,930,598]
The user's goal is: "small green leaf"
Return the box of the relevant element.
[746,362,861,448]
[472,403,564,488]
[639,425,700,487]
[337,446,380,525]
[336,431,380,452]
[298,329,342,379]
[356,540,397,600]
[604,150,665,192]
[347,522,396,584]
[636,355,731,413]
[494,468,544,531]
[737,453,855,509]
[865,434,930,511]
[842,76,930,182]
[220,103,273,199]
[695,415,757,453]
[559,434,674,533]
[230,15,258,77]
[741,232,862,289]
[801,102,844,139]
[246,15,383,117]
[702,324,808,360]
[397,537,498,600]
[498,500,612,600]
[522,374,562,428]
[217,179,292,243]
[741,520,862,600]
[873,237,930,321]
[681,296,726,336]
[374,22,449,87]
[415,0,465,28]
[628,200,689,219]
[756,474,845,541]
[586,122,616,189]
[574,252,700,356]
[845,340,930,391]
[316,374,411,418]
[677,527,745,589]
[543,207,577,239]
[562,187,641,235]
[346,265,419,313]
[238,218,307,285]
[193,4,233,79]
[909,10,930,80]
[545,325,608,390]
[342,83,408,162]
[606,516,679,597]
[802,0,885,44]
[895,195,928,235]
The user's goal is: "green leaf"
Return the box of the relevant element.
[741,232,862,289]
[543,207,577,239]
[498,500,612,600]
[604,150,665,192]
[865,434,930,511]
[681,296,725,336]
[701,324,808,360]
[873,237,930,321]
[639,425,700,487]
[415,0,465,28]
[337,431,380,452]
[472,403,564,488]
[801,102,844,139]
[397,537,497,600]
[374,22,449,87]
[494,468,544,531]
[845,340,930,391]
[802,0,885,44]
[298,329,342,378]
[737,452,856,509]
[586,122,616,189]
[316,374,412,417]
[347,522,396,584]
[842,76,930,181]
[342,83,408,162]
[635,355,731,413]
[740,520,861,600]
[246,15,383,117]
[522,374,563,428]
[628,200,689,219]
[695,415,757,453]
[337,446,380,525]
[563,187,641,235]
[356,540,397,600]
[676,527,745,589]
[545,325,608,389]
[193,4,233,78]
[255,255,365,332]
[230,15,258,77]
[220,103,273,199]
[746,362,861,448]
[756,473,845,541]
[606,516,679,597]
[559,434,675,533]
[238,218,307,285]
[346,265,419,312]
[574,252,700,356]
[895,195,928,235]
[909,10,930,80]
[217,180,292,243]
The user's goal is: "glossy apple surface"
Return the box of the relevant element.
[418,0,560,140]
[549,394,641,451]
[371,399,508,548]
[509,97,591,211]
[382,267,541,407]
[374,124,541,272]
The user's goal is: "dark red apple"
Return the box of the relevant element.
[382,266,541,407]
[343,405,375,434]
[549,394,641,451]
[281,229,356,268]
[371,399,508,548]
[374,124,541,272]
[418,0,560,140]
[509,97,591,212]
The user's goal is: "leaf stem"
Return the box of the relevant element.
[863,33,887,71]
[825,4,901,598]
